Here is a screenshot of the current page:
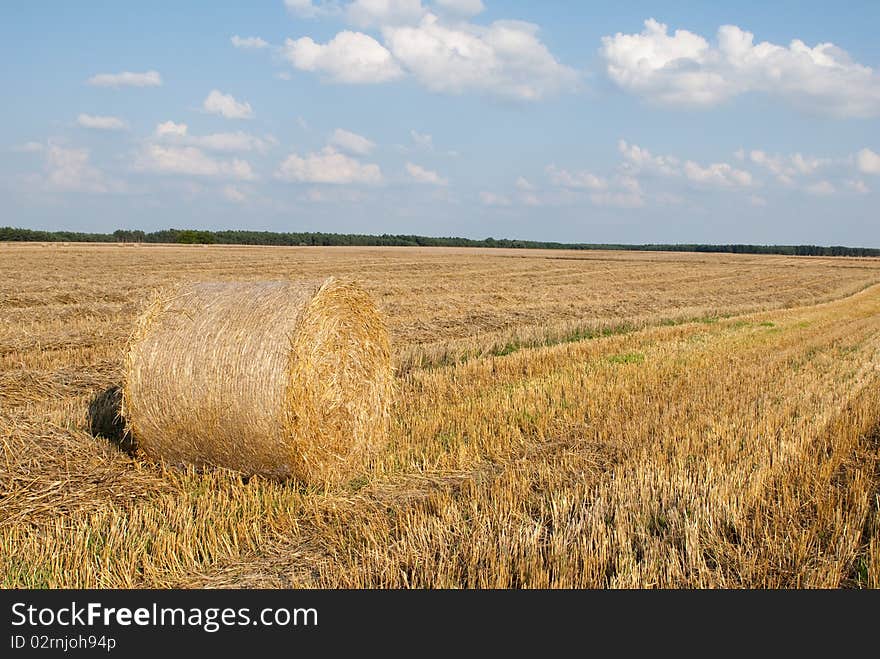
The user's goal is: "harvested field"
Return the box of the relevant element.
[1,243,879,587]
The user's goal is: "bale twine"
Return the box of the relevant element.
[122,278,392,482]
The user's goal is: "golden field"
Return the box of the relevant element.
[1,242,879,587]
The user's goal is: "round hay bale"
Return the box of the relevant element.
[122,278,392,482]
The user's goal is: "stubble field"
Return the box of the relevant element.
[1,243,879,587]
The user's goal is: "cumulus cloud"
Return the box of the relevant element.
[554,172,647,208]
[805,180,836,196]
[656,191,685,205]
[155,121,188,137]
[479,191,511,206]
[601,20,727,107]
[282,31,403,83]
[12,141,44,153]
[545,138,873,208]
[410,129,433,150]
[590,190,645,208]
[515,176,535,191]
[282,11,575,100]
[135,144,256,180]
[202,90,254,119]
[600,19,880,117]
[153,122,272,153]
[789,153,827,175]
[300,187,367,203]
[76,114,128,131]
[844,179,869,194]
[222,185,247,202]
[383,14,578,100]
[42,143,122,193]
[434,0,484,16]
[618,139,751,188]
[276,146,383,184]
[546,164,607,190]
[683,160,753,188]
[618,139,680,176]
[747,149,828,184]
[284,0,338,18]
[346,0,426,28]
[329,128,376,155]
[231,35,269,49]
[87,70,162,88]
[192,132,274,152]
[857,148,880,175]
[405,161,447,185]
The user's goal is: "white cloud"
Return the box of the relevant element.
[748,194,768,207]
[805,180,836,196]
[748,149,828,183]
[135,144,256,180]
[857,148,880,175]
[194,132,273,153]
[43,143,121,193]
[285,0,313,15]
[153,122,272,152]
[844,179,869,194]
[276,146,383,184]
[590,191,645,208]
[410,129,433,150]
[656,191,684,205]
[155,121,188,137]
[12,141,45,153]
[616,140,751,188]
[231,35,269,49]
[346,0,426,28]
[284,0,338,18]
[281,11,575,100]
[546,164,607,190]
[515,176,535,191]
[87,70,162,88]
[383,14,578,100]
[790,153,826,175]
[435,0,484,16]
[282,31,403,83]
[586,174,645,207]
[300,187,368,203]
[202,90,254,119]
[617,175,642,193]
[405,161,448,185]
[600,19,880,117]
[683,160,753,188]
[601,19,728,108]
[222,185,247,202]
[479,191,510,206]
[329,128,376,155]
[76,114,128,131]
[618,139,680,176]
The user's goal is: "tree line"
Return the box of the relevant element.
[1,226,878,257]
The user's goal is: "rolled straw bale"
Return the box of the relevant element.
[122,278,392,482]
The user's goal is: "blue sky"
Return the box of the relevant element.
[2,1,879,245]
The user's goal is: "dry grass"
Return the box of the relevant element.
[1,243,879,588]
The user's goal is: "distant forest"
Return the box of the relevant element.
[2,226,878,257]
